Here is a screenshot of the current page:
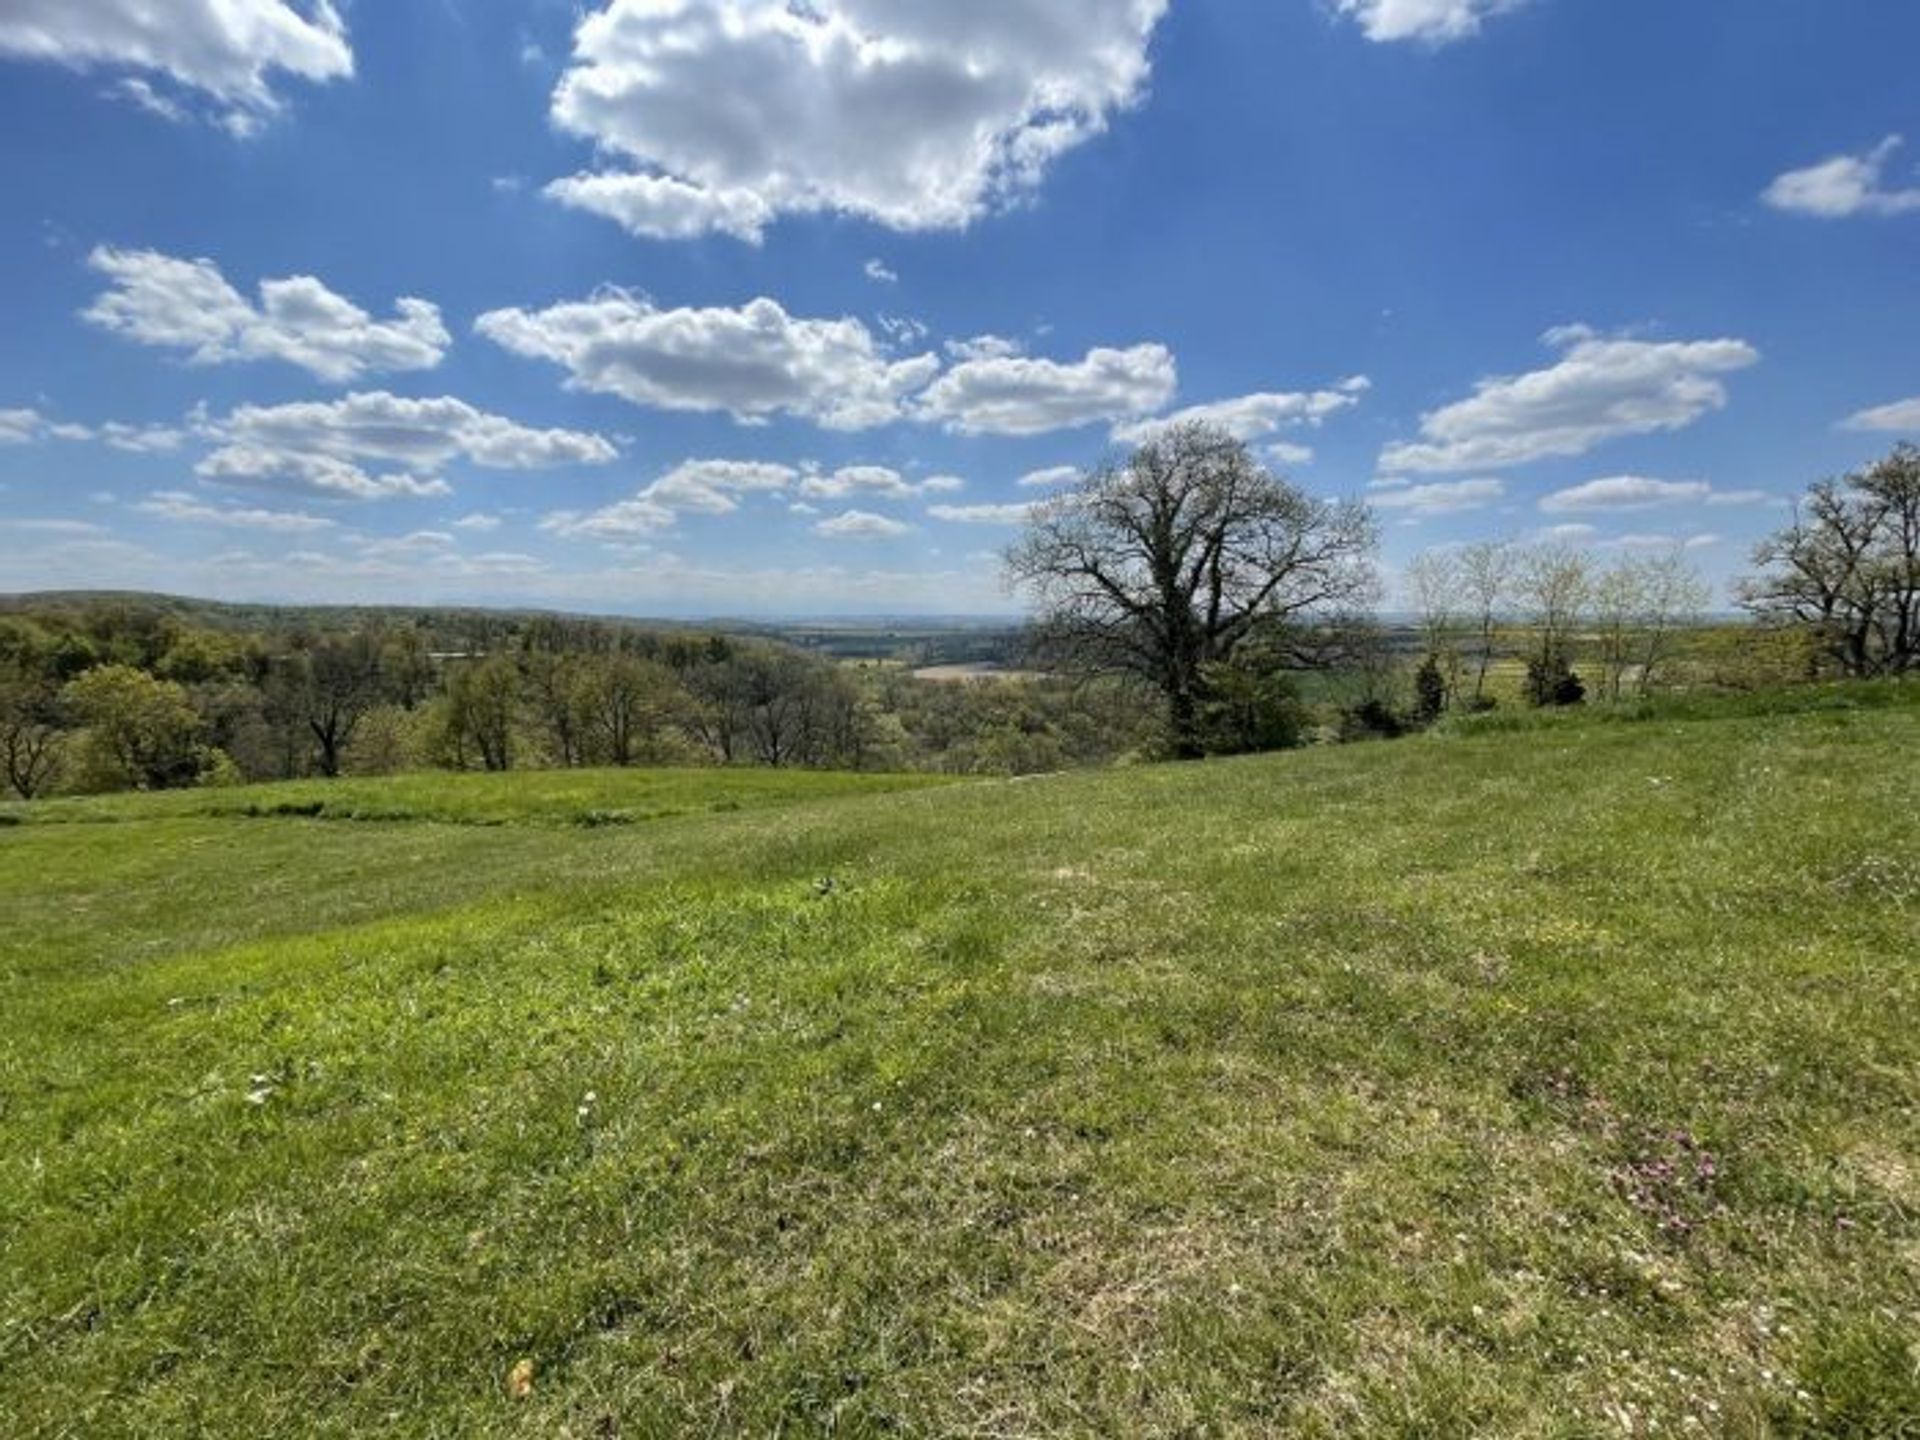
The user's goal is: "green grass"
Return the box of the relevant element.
[3,688,1917,1436]
[0,765,950,830]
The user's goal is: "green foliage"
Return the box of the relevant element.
[59,663,208,791]
[1195,658,1307,755]
[1524,652,1586,707]
[1,687,1915,1433]
[1413,653,1448,725]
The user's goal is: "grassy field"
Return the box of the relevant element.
[2,688,1916,1436]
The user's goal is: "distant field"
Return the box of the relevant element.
[910,662,1046,683]
[2,685,1916,1435]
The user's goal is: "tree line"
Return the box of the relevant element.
[1004,425,1914,752]
[0,607,1160,799]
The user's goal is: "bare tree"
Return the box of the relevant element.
[1404,548,1464,705]
[1006,423,1377,756]
[1634,551,1711,696]
[1456,539,1517,706]
[1517,545,1593,704]
[1740,444,1920,676]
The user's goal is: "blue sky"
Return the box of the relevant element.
[2,0,1917,617]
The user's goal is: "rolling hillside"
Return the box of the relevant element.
[3,688,1916,1436]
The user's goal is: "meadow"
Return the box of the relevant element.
[2,686,1916,1436]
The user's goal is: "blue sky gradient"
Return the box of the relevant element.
[2,0,1917,615]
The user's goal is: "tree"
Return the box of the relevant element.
[583,654,677,766]
[1404,548,1463,708]
[1739,444,1920,677]
[1456,540,1517,707]
[1517,545,1592,705]
[276,635,383,778]
[523,651,591,767]
[1006,423,1377,757]
[0,668,64,798]
[446,656,520,771]
[61,664,207,790]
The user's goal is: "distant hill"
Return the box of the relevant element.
[0,589,1027,664]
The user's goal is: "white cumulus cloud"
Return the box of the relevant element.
[1538,477,1711,513]
[927,502,1036,526]
[1371,477,1505,515]
[1841,396,1920,433]
[1379,327,1760,473]
[476,291,939,430]
[1764,136,1920,219]
[815,508,910,539]
[196,392,615,501]
[1334,0,1528,44]
[134,489,336,533]
[916,343,1175,436]
[544,0,1168,241]
[1112,377,1369,445]
[1018,465,1081,489]
[84,248,449,382]
[0,1,352,128]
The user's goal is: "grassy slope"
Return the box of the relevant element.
[2,691,1916,1437]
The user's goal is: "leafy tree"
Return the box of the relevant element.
[1007,422,1376,757]
[1412,654,1448,726]
[445,656,520,771]
[61,664,207,790]
[0,668,64,798]
[1740,444,1920,676]
[275,635,383,777]
[1196,656,1307,755]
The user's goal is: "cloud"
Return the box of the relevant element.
[864,258,899,285]
[1841,396,1920,433]
[945,335,1025,362]
[1379,327,1760,473]
[1604,532,1722,552]
[97,421,187,453]
[1112,377,1369,445]
[644,458,797,513]
[134,489,336,532]
[194,392,614,500]
[1538,476,1715,513]
[84,247,449,382]
[798,465,953,501]
[542,499,676,543]
[111,76,187,123]
[0,1,352,128]
[476,291,939,430]
[544,0,1168,241]
[1266,441,1315,467]
[452,512,502,532]
[194,447,453,501]
[0,409,50,445]
[1018,464,1081,489]
[815,509,910,539]
[213,392,616,471]
[916,343,1176,436]
[543,458,799,542]
[0,408,179,452]
[1334,0,1528,44]
[927,502,1035,526]
[1370,477,1505,515]
[1764,136,1920,219]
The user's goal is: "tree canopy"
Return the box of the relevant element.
[1006,423,1377,755]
